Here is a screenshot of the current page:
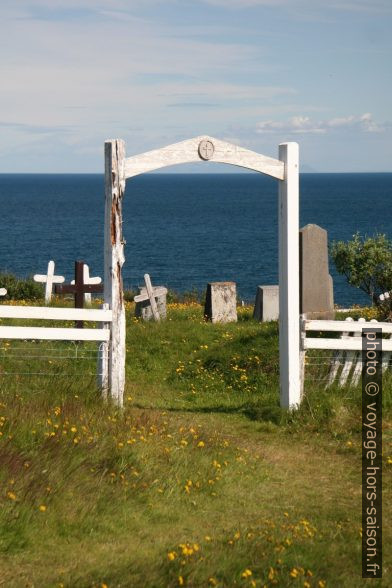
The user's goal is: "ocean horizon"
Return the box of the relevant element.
[1,172,391,307]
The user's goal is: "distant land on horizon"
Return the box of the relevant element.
[1,168,392,175]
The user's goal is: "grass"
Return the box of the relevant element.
[0,301,391,587]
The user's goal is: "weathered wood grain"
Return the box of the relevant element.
[143,274,161,322]
[104,139,126,405]
[124,135,284,180]
[134,286,167,303]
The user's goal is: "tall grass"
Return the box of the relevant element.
[0,302,390,586]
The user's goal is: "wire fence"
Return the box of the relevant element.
[304,348,392,389]
[0,340,104,378]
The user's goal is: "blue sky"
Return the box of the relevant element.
[1,0,391,172]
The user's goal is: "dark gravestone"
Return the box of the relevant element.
[299,224,334,319]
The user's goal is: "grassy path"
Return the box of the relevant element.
[0,303,390,586]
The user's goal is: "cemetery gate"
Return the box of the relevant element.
[104,136,301,408]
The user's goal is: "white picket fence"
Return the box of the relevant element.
[301,316,392,388]
[0,304,112,392]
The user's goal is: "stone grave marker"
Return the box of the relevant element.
[134,274,167,322]
[299,224,334,319]
[71,263,102,304]
[204,282,237,323]
[253,285,279,322]
[34,260,65,304]
[55,261,104,327]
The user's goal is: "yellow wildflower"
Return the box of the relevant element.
[197,441,205,448]
[7,491,16,501]
[290,568,299,578]
[39,505,47,512]
[241,569,252,579]
[167,551,177,561]
[178,576,184,586]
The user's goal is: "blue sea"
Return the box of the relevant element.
[0,173,391,307]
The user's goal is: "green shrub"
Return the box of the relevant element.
[330,232,392,318]
[0,273,43,301]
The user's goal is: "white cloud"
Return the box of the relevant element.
[200,0,392,11]
[0,0,391,172]
[256,113,385,135]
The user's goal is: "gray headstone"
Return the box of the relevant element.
[300,224,334,319]
[204,282,237,323]
[253,285,279,322]
[135,287,167,321]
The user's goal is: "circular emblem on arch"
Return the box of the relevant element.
[198,139,215,161]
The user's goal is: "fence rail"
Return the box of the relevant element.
[301,316,392,388]
[0,304,112,388]
[0,326,110,342]
[0,305,112,322]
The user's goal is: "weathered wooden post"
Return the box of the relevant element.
[278,142,301,408]
[104,140,126,405]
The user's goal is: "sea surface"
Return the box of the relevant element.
[0,173,391,307]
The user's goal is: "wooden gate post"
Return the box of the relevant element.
[278,142,301,408]
[104,139,126,405]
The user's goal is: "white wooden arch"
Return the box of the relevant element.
[104,135,301,409]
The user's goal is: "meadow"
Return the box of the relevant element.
[0,300,391,587]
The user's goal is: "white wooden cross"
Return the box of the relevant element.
[34,260,65,304]
[71,263,102,304]
[0,288,7,297]
[134,274,167,322]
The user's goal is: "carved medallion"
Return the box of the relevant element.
[198,140,214,161]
